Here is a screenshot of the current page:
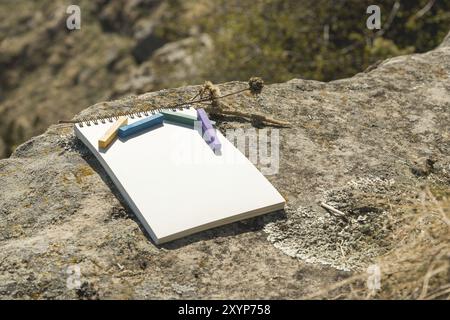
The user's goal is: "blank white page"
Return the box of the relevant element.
[75,108,285,244]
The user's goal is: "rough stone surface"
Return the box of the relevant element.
[0,34,449,299]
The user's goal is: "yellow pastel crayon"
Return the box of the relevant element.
[98,116,128,149]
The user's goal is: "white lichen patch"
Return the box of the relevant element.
[265,177,398,271]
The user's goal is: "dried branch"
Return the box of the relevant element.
[320,202,347,219]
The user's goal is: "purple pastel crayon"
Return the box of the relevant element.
[197,108,221,153]
[209,139,222,153]
[197,108,219,144]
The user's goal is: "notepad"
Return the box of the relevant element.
[74,108,285,244]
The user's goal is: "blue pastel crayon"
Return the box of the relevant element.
[118,113,163,138]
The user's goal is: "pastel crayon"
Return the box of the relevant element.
[161,110,197,126]
[118,113,163,138]
[98,116,128,149]
[197,108,219,144]
[209,139,222,153]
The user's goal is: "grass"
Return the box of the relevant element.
[306,186,450,299]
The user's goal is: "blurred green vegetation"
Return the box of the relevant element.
[156,0,450,83]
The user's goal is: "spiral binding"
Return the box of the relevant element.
[63,104,193,128]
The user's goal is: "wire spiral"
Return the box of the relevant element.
[70,105,193,127]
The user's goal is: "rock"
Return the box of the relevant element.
[152,34,213,65]
[0,32,449,299]
[132,27,166,64]
[97,0,168,63]
[97,0,163,35]
[131,6,168,64]
[112,34,214,97]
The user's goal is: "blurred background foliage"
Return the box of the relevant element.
[156,0,450,82]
